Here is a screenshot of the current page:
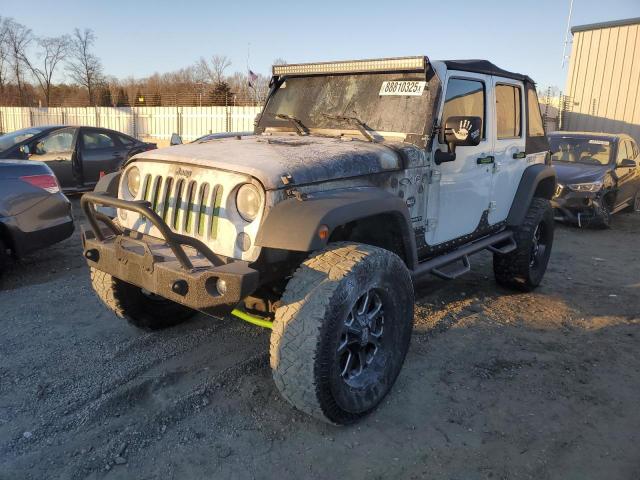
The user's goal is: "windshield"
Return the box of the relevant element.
[549,136,612,166]
[0,127,48,152]
[258,71,440,146]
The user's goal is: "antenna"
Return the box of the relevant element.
[561,0,575,68]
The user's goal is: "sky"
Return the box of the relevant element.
[3,0,639,90]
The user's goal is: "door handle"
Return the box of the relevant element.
[512,151,526,159]
[477,155,495,165]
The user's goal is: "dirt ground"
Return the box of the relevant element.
[1,198,639,480]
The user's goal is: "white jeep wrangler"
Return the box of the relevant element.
[81,56,556,424]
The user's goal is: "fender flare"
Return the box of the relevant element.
[94,171,121,196]
[255,188,418,269]
[506,164,556,226]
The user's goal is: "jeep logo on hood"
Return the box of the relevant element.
[175,167,192,178]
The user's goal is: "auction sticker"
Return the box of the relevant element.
[379,81,426,96]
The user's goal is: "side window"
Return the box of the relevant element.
[82,131,116,150]
[632,141,639,158]
[117,134,134,146]
[32,130,75,156]
[442,78,485,138]
[616,141,630,164]
[495,84,522,139]
[526,89,545,137]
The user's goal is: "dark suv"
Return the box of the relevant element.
[549,131,640,228]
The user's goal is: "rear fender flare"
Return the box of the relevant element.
[507,164,556,226]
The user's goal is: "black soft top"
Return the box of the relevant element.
[444,60,535,84]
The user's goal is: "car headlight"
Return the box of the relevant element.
[567,181,603,193]
[236,183,261,222]
[125,166,141,197]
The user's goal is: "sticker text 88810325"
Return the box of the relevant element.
[379,81,427,96]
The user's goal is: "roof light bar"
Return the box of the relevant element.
[272,56,427,76]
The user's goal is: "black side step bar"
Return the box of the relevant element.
[411,230,516,282]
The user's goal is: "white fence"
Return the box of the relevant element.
[0,106,263,142]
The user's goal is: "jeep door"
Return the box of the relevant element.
[488,78,526,224]
[78,128,127,188]
[27,127,80,189]
[426,74,493,245]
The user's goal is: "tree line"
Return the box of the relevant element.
[0,17,274,108]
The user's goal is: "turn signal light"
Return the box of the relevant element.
[318,225,329,241]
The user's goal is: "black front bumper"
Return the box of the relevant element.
[551,189,603,225]
[81,192,259,316]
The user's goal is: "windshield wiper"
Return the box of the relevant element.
[321,113,376,142]
[271,113,308,136]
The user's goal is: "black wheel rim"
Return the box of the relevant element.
[337,289,385,388]
[530,223,548,268]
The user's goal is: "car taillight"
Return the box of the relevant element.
[20,174,60,193]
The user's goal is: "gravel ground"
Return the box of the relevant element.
[1,198,639,480]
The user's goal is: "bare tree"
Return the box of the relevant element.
[197,54,231,84]
[4,18,32,105]
[67,28,103,104]
[23,35,69,106]
[0,17,9,93]
[272,57,287,66]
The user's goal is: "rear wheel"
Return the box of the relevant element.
[270,243,414,424]
[493,197,554,292]
[90,268,197,330]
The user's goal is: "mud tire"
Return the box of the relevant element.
[494,198,554,292]
[90,267,197,330]
[270,242,414,425]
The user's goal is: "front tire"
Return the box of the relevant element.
[90,268,197,330]
[270,243,414,425]
[591,198,612,229]
[494,197,554,292]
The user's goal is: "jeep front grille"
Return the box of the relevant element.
[139,173,224,240]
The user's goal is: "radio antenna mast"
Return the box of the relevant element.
[561,0,575,68]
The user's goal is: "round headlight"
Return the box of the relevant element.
[236,184,261,222]
[126,166,140,197]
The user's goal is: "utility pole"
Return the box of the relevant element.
[561,0,575,68]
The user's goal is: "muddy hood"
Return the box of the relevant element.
[133,135,409,190]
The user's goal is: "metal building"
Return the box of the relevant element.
[563,17,640,143]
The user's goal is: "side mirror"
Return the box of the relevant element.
[617,158,637,168]
[435,116,482,165]
[170,133,183,146]
[19,144,30,155]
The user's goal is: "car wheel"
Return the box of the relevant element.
[493,197,554,292]
[270,242,414,425]
[90,267,198,330]
[591,198,612,229]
